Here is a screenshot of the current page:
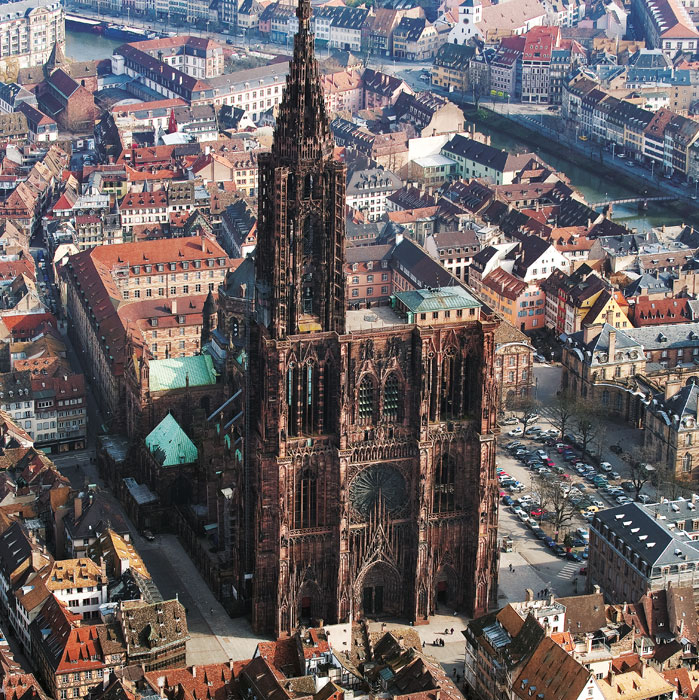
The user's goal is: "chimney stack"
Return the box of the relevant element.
[171,300,177,315]
[74,496,82,520]
[525,588,534,602]
[665,380,682,401]
[583,323,602,345]
[608,327,616,359]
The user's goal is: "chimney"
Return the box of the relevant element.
[525,588,534,602]
[74,496,82,520]
[192,666,196,678]
[228,659,234,671]
[606,308,615,326]
[608,669,616,688]
[608,327,616,359]
[171,300,177,315]
[583,323,602,345]
[692,493,697,504]
[593,585,601,595]
[585,633,593,654]
[665,380,682,401]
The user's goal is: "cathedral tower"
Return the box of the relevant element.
[248,0,500,636]
[254,0,346,339]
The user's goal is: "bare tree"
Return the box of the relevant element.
[575,403,602,458]
[550,390,577,441]
[623,445,656,500]
[535,474,579,542]
[509,395,542,435]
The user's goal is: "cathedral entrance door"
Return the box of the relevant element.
[437,580,447,604]
[362,585,384,615]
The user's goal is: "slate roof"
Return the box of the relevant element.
[627,321,699,351]
[148,355,217,393]
[145,413,198,467]
[624,272,674,298]
[568,323,643,357]
[593,502,699,569]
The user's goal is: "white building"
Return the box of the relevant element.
[46,559,108,620]
[0,0,64,77]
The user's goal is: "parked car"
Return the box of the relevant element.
[610,471,621,480]
[579,567,588,575]
[570,537,587,548]
[543,537,555,547]
[509,427,524,436]
[525,426,543,436]
[502,495,514,506]
[142,530,155,542]
[616,495,633,505]
[503,417,519,425]
[637,494,652,504]
[621,481,635,492]
[599,462,612,472]
[566,552,582,562]
[552,544,566,557]
[525,413,540,422]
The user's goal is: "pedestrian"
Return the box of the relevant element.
[445,628,449,635]
[450,628,454,635]
[453,669,456,677]
[210,607,214,615]
[422,641,425,648]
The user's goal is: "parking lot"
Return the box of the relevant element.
[495,363,652,602]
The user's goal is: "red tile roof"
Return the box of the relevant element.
[144,664,233,700]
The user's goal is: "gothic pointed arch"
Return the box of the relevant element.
[382,372,402,422]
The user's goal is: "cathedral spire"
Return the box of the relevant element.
[272,0,333,164]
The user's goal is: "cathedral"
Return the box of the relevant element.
[247,0,501,636]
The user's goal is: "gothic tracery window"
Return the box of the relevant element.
[295,469,318,528]
[383,373,400,422]
[358,375,376,425]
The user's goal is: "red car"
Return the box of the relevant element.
[530,508,548,517]
[579,567,587,575]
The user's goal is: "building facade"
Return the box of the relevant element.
[248,0,500,636]
[0,0,64,79]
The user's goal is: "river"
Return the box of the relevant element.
[475,119,690,232]
[66,28,122,62]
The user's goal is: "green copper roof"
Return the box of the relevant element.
[394,286,481,313]
[145,413,198,467]
[148,355,216,393]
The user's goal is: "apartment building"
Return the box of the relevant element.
[0,371,87,452]
[346,167,402,222]
[0,0,64,76]
[129,36,225,79]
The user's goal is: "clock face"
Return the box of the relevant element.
[349,466,407,518]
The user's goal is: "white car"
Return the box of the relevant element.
[616,495,632,505]
[503,417,519,425]
[509,427,524,436]
[637,494,652,504]
[599,462,612,472]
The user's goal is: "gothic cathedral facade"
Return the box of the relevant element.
[248,0,500,636]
